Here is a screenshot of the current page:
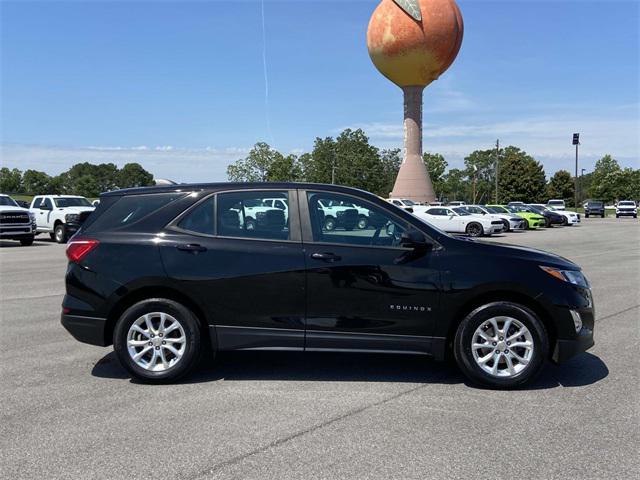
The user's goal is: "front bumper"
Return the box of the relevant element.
[0,223,35,239]
[509,219,527,230]
[61,313,109,346]
[552,326,594,363]
[616,210,637,217]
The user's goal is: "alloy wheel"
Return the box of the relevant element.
[127,312,187,372]
[471,316,534,377]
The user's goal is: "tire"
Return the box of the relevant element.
[465,222,483,237]
[245,218,256,230]
[113,298,203,383]
[601,214,605,218]
[544,218,551,228]
[49,232,56,240]
[357,215,369,230]
[453,302,549,389]
[502,219,510,232]
[616,215,619,218]
[20,237,35,246]
[585,214,589,218]
[324,216,336,231]
[54,224,68,243]
[562,217,569,226]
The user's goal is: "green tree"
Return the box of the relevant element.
[423,152,448,200]
[0,168,23,193]
[266,153,302,181]
[300,137,336,184]
[589,155,622,203]
[546,170,574,204]
[497,146,546,203]
[333,129,387,195]
[442,168,466,201]
[613,168,640,201]
[22,170,52,194]
[74,175,100,198]
[227,142,284,182]
[380,149,402,197]
[464,149,499,204]
[117,163,154,188]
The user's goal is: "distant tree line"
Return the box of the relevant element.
[0,162,154,198]
[227,129,639,205]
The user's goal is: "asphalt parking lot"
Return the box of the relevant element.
[1,218,638,480]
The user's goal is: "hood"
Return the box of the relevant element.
[0,205,30,213]
[453,237,578,270]
[55,206,95,214]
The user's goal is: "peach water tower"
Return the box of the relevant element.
[367,0,463,203]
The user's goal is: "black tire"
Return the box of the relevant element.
[453,302,548,389]
[113,298,203,383]
[245,218,256,230]
[465,222,483,237]
[502,219,510,232]
[49,232,56,240]
[357,215,369,230]
[616,215,619,218]
[324,216,336,231]
[601,214,605,218]
[562,217,569,226]
[54,224,68,243]
[20,237,35,246]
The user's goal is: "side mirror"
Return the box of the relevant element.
[400,230,430,250]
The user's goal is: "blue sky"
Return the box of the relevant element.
[1,0,638,182]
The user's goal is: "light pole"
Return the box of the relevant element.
[573,133,580,208]
[494,139,500,203]
[580,168,586,205]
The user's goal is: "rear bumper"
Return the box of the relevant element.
[552,327,594,363]
[61,313,109,346]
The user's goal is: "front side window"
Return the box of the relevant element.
[217,191,290,241]
[43,198,53,209]
[307,192,407,247]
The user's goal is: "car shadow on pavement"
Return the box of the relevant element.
[0,239,55,248]
[92,350,608,390]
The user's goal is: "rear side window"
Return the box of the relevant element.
[217,191,290,241]
[86,193,183,231]
[178,197,214,235]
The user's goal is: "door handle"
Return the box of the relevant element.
[177,243,207,254]
[311,252,341,262]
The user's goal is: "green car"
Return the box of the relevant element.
[486,205,546,229]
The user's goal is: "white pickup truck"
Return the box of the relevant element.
[318,199,370,230]
[0,194,37,246]
[29,195,95,243]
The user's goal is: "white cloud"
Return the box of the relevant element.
[0,144,252,183]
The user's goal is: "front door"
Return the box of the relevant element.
[301,191,441,354]
[160,189,306,351]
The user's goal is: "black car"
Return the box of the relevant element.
[584,201,605,218]
[61,183,595,388]
[526,205,565,227]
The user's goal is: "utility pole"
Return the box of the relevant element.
[573,133,580,208]
[494,139,500,203]
[331,151,336,184]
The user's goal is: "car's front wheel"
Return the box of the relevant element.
[465,222,483,237]
[501,219,510,232]
[54,224,67,243]
[453,302,548,388]
[114,298,203,383]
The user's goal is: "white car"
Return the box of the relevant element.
[241,197,289,230]
[319,199,370,230]
[0,194,37,246]
[531,204,580,225]
[386,198,429,214]
[29,195,95,243]
[616,201,637,218]
[463,205,527,232]
[547,199,566,210]
[413,206,502,237]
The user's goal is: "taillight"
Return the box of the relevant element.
[66,238,99,263]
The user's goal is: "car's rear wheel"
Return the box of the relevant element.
[465,222,483,237]
[453,302,548,388]
[114,298,203,383]
[54,224,67,243]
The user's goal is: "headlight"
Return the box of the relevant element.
[540,266,589,288]
[28,211,36,221]
[65,213,80,223]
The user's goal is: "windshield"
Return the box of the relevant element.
[487,206,508,214]
[54,197,92,208]
[548,200,564,206]
[527,205,544,214]
[400,199,415,206]
[618,201,635,206]
[0,196,19,207]
[588,202,603,207]
[452,207,471,216]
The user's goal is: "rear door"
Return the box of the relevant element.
[160,189,306,351]
[300,190,441,354]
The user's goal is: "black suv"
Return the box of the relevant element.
[62,183,595,388]
[584,201,605,218]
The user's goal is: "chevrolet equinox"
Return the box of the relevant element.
[62,183,595,388]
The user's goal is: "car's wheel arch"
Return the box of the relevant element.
[444,290,556,360]
[105,285,211,348]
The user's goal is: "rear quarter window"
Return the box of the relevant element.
[84,193,183,232]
